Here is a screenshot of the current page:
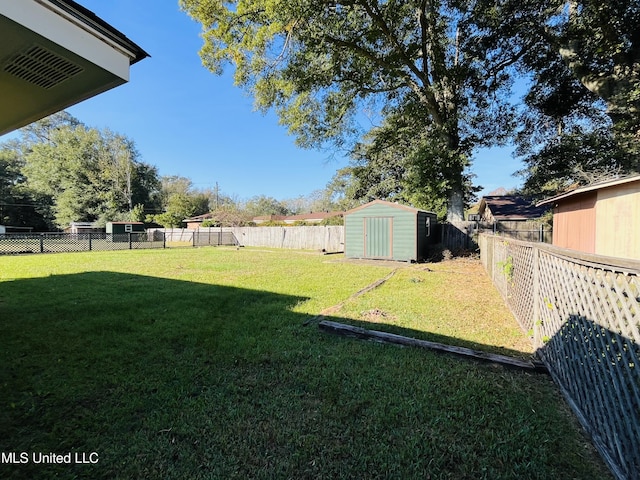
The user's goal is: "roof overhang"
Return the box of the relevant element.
[537,175,640,207]
[0,0,149,136]
[345,199,435,216]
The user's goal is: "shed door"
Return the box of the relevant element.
[364,217,392,258]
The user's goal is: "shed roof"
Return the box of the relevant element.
[345,199,434,215]
[537,174,640,206]
[479,196,549,220]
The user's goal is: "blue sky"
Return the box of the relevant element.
[63,1,522,201]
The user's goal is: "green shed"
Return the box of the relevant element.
[344,200,437,262]
[106,221,145,235]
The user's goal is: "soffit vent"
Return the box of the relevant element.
[2,44,83,89]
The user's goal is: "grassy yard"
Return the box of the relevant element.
[0,248,611,479]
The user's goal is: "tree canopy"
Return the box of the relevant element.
[1,113,161,230]
[513,0,640,194]
[180,0,531,220]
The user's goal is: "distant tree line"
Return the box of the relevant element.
[0,112,352,231]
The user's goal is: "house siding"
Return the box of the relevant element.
[552,193,596,253]
[595,182,640,259]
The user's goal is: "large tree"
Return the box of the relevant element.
[180,0,528,220]
[514,0,640,192]
[553,0,640,151]
[151,175,211,227]
[243,195,290,217]
[14,116,160,229]
[0,143,50,230]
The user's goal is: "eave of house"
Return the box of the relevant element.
[0,0,149,136]
[537,175,640,207]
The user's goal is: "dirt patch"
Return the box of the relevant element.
[360,308,396,322]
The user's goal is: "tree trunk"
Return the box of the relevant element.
[446,188,464,222]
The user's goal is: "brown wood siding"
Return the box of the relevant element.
[552,192,597,253]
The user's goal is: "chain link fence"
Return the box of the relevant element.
[0,232,165,255]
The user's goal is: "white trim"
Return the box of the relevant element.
[1,0,131,80]
[538,175,640,206]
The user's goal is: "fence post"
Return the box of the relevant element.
[128,232,132,250]
[163,232,166,249]
[89,233,92,251]
[40,234,44,253]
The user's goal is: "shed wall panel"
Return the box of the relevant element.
[344,215,364,257]
[595,183,640,260]
[390,212,416,261]
[552,193,596,253]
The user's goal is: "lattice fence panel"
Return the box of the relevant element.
[507,243,536,334]
[533,250,640,479]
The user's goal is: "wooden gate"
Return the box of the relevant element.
[364,217,392,259]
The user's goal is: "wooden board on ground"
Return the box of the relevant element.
[319,320,548,373]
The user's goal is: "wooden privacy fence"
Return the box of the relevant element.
[479,234,640,480]
[152,226,345,252]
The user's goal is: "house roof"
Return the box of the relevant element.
[283,211,343,221]
[479,196,549,220]
[1,0,149,135]
[46,0,149,64]
[537,174,640,206]
[251,214,287,222]
[183,213,217,222]
[345,199,434,215]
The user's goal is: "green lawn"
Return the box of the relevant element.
[0,248,611,479]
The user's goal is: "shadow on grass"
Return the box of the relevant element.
[0,272,612,480]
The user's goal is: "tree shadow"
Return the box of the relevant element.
[542,315,640,480]
[0,271,613,479]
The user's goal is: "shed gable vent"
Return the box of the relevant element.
[2,44,83,89]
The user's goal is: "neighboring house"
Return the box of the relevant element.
[477,196,550,222]
[183,211,251,228]
[252,215,287,225]
[0,225,34,233]
[106,221,144,234]
[184,213,218,229]
[1,0,148,135]
[280,211,343,224]
[65,222,103,234]
[186,211,344,227]
[537,175,640,261]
